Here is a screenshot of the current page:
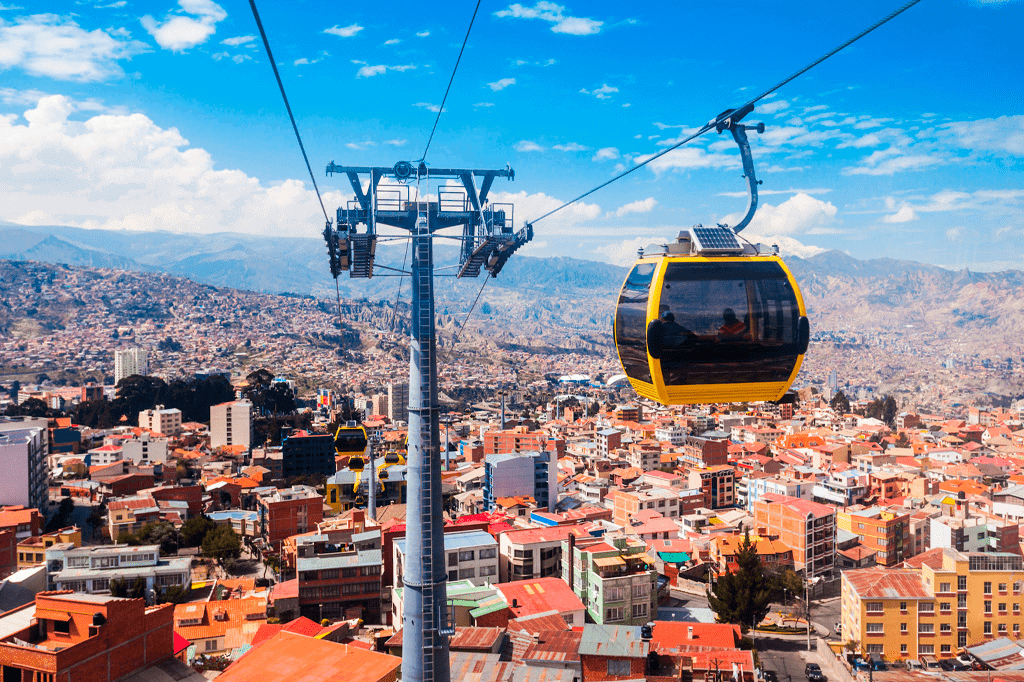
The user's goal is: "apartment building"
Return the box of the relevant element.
[483,450,558,513]
[842,550,1024,660]
[387,382,408,423]
[257,485,324,550]
[837,506,910,567]
[498,524,592,582]
[680,436,729,469]
[46,543,191,603]
[687,466,735,509]
[0,592,178,682]
[393,529,498,587]
[281,429,336,478]
[654,424,687,446]
[210,399,253,450]
[929,495,1019,554]
[114,347,148,385]
[611,487,680,527]
[483,428,566,459]
[297,548,383,622]
[596,428,622,458]
[745,476,815,511]
[122,431,169,465]
[138,405,183,436]
[0,426,47,511]
[752,493,836,579]
[563,535,657,626]
[626,442,662,471]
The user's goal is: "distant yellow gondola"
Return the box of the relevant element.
[613,228,809,405]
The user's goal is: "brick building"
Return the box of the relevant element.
[680,436,729,468]
[0,591,176,682]
[753,493,836,579]
[257,485,324,551]
[686,466,735,509]
[483,428,565,459]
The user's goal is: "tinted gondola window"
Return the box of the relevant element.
[335,430,368,453]
[615,262,655,383]
[657,261,801,385]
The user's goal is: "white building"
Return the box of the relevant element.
[393,530,498,588]
[654,424,687,446]
[114,347,148,386]
[46,543,191,603]
[210,399,252,450]
[87,444,124,467]
[0,425,47,511]
[138,405,182,436]
[122,432,168,465]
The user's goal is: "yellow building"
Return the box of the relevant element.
[842,548,1024,661]
[16,526,82,570]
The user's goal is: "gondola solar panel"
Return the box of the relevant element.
[692,226,744,254]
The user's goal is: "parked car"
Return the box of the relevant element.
[851,658,870,672]
[806,663,825,682]
[869,654,888,671]
[920,656,943,673]
[763,671,779,682]
[905,659,923,672]
[940,659,969,671]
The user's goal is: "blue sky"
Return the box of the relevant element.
[0,0,1022,270]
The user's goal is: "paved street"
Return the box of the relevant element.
[758,636,821,682]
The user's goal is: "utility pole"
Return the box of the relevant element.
[323,161,529,682]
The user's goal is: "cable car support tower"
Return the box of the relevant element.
[324,160,530,682]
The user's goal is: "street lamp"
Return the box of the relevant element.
[806,576,821,652]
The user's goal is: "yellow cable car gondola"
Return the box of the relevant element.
[613,117,809,406]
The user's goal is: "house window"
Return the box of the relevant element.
[940,623,951,633]
[458,550,475,561]
[939,582,950,593]
[985,582,993,595]
[958,632,968,647]
[999,583,1007,592]
[53,619,70,635]
[478,548,497,559]
[866,644,884,654]
[1016,604,1022,615]
[448,553,458,566]
[985,601,992,614]
[899,601,907,611]
[999,603,1007,613]
[632,603,648,618]
[900,644,908,654]
[606,587,625,602]
[459,568,475,580]
[608,660,630,676]
[479,565,496,577]
[919,645,934,655]
[918,623,934,634]
[900,623,907,633]
[919,602,934,613]
[605,607,623,622]
[939,603,950,612]
[866,602,884,614]
[866,623,884,633]
[958,576,967,590]
[631,584,648,599]
[999,623,1008,634]
[984,622,992,635]
[205,640,218,651]
[941,645,951,654]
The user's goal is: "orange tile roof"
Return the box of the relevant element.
[174,595,268,648]
[218,631,401,682]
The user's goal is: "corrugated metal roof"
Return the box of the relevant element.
[843,567,930,599]
[296,549,381,571]
[578,624,647,657]
[967,637,1024,670]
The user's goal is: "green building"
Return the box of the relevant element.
[562,534,658,625]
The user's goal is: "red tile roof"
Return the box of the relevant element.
[497,578,586,618]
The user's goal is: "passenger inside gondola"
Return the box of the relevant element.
[718,308,748,339]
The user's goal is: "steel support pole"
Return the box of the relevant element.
[401,209,450,682]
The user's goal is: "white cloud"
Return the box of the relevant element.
[494,2,603,35]
[489,189,600,234]
[384,38,400,45]
[592,147,618,161]
[413,102,442,112]
[579,83,617,100]
[141,0,227,52]
[474,102,494,108]
[758,99,790,115]
[95,1,127,7]
[595,236,653,266]
[0,2,25,7]
[612,197,656,217]
[354,61,416,78]
[220,35,254,46]
[722,193,838,236]
[742,233,828,259]
[843,148,943,175]
[946,226,964,241]
[416,30,430,37]
[639,147,739,173]
[324,24,363,38]
[552,142,588,152]
[0,13,148,81]
[938,115,1024,156]
[882,205,918,223]
[516,140,544,152]
[487,77,516,91]
[0,95,349,239]
[384,139,407,146]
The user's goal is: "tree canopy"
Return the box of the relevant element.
[201,524,242,563]
[707,530,780,632]
[829,390,851,415]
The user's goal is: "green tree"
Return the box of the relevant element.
[46,497,75,533]
[202,524,242,563]
[180,515,216,547]
[157,584,190,605]
[707,530,776,633]
[829,390,851,415]
[110,577,147,600]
